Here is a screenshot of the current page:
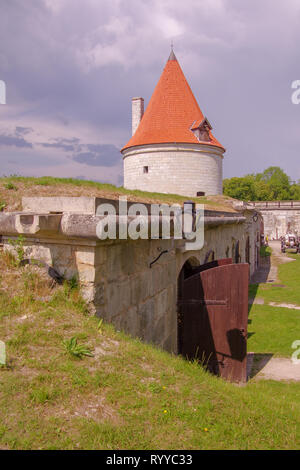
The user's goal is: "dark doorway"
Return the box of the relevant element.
[235,241,240,264]
[245,236,250,264]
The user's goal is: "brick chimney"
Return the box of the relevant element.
[132,97,144,136]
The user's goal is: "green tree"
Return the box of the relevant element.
[259,167,291,199]
[290,183,300,200]
[253,180,273,201]
[223,176,255,200]
[223,166,299,201]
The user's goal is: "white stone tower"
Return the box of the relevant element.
[121,50,225,197]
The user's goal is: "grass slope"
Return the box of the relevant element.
[248,249,300,356]
[0,176,236,213]
[250,253,300,306]
[0,250,299,450]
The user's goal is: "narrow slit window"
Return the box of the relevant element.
[143,166,149,174]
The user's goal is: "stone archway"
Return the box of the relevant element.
[177,256,200,285]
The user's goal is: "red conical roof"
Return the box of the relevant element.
[122,51,224,152]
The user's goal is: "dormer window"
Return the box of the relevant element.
[190,117,212,143]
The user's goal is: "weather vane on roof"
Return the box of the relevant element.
[171,40,174,51]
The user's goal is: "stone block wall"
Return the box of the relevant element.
[123,143,223,196]
[95,238,178,352]
[2,210,261,355]
[260,209,300,239]
[244,201,300,239]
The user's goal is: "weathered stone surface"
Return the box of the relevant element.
[261,208,300,239]
[120,306,140,337]
[131,272,151,305]
[1,197,262,356]
[81,285,96,304]
[106,280,131,318]
[152,314,165,346]
[106,244,123,282]
[238,201,300,240]
[155,289,169,319]
[94,246,107,266]
[0,212,62,236]
[94,282,106,305]
[75,247,95,266]
[139,298,156,342]
[23,196,98,214]
[60,214,99,239]
[15,213,62,235]
[0,213,16,233]
[77,264,96,283]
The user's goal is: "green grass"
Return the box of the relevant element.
[62,336,94,358]
[0,175,208,205]
[248,304,300,356]
[249,253,300,306]
[248,249,300,357]
[0,175,238,215]
[0,249,299,449]
[4,182,17,191]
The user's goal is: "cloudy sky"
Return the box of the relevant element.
[0,0,299,185]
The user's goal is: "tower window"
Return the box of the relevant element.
[143,166,149,174]
[191,117,212,143]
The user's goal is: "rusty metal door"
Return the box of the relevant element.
[178,261,249,383]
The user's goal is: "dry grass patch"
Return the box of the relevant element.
[0,176,237,213]
[66,393,121,425]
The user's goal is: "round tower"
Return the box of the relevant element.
[121,50,225,197]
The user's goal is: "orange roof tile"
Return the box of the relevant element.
[122,51,225,152]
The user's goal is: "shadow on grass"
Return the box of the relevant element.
[247,332,255,339]
[248,253,272,316]
[249,255,271,292]
[246,352,273,380]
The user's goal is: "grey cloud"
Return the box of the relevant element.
[15,126,33,135]
[40,142,76,152]
[0,126,34,148]
[59,138,80,144]
[39,137,82,152]
[0,133,33,148]
[72,144,121,167]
